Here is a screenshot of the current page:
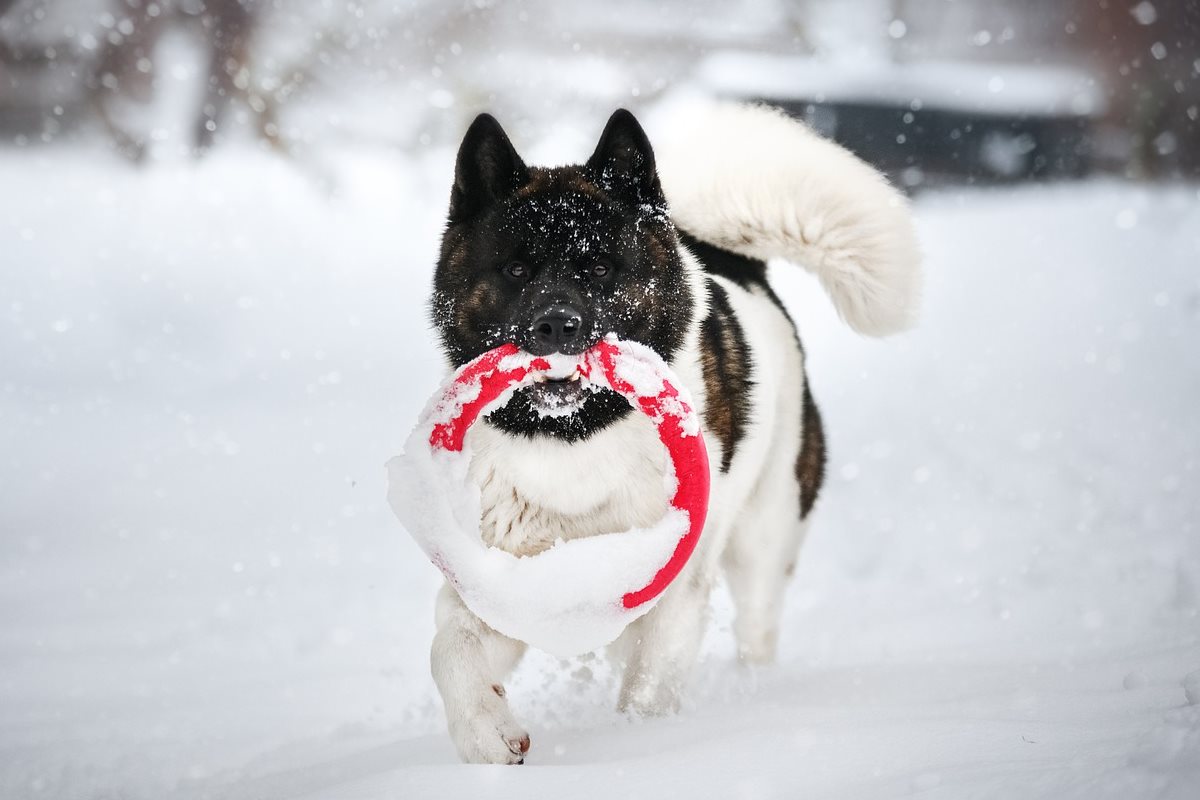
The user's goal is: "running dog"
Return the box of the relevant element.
[425,103,920,763]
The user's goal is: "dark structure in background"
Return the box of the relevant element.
[1,0,1197,183]
[778,97,1094,188]
[695,1,1200,189]
[694,50,1102,189]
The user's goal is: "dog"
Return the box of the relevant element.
[425,103,921,764]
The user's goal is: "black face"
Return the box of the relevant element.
[430,109,694,441]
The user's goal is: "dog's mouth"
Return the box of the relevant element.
[528,368,588,417]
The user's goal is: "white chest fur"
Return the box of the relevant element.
[465,411,674,556]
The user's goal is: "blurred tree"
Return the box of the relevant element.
[86,0,267,159]
[1077,0,1200,178]
[1,0,273,159]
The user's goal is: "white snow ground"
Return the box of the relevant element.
[1,144,1198,800]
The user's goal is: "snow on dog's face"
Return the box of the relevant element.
[431,110,694,441]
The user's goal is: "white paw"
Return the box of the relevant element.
[448,693,531,765]
[735,625,779,665]
[618,676,681,717]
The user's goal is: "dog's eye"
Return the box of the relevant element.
[591,261,611,278]
[504,261,528,279]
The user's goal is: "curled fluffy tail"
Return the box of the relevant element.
[653,102,922,337]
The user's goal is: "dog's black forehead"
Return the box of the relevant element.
[499,171,624,260]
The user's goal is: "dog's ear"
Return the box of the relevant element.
[449,113,529,222]
[586,108,662,205]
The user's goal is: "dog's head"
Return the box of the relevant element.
[431,109,695,440]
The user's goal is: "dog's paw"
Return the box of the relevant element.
[617,677,682,718]
[735,625,779,665]
[447,698,531,765]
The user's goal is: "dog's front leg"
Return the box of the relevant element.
[431,583,530,764]
[616,562,715,716]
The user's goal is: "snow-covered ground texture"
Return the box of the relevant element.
[1,141,1198,800]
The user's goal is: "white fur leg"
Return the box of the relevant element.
[654,101,922,337]
[724,513,810,665]
[431,583,530,764]
[615,558,716,716]
[721,379,810,664]
[714,282,812,663]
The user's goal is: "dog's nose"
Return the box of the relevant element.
[528,304,584,355]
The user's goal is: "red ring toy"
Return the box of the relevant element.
[387,335,710,656]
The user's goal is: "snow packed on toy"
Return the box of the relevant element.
[387,335,710,657]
